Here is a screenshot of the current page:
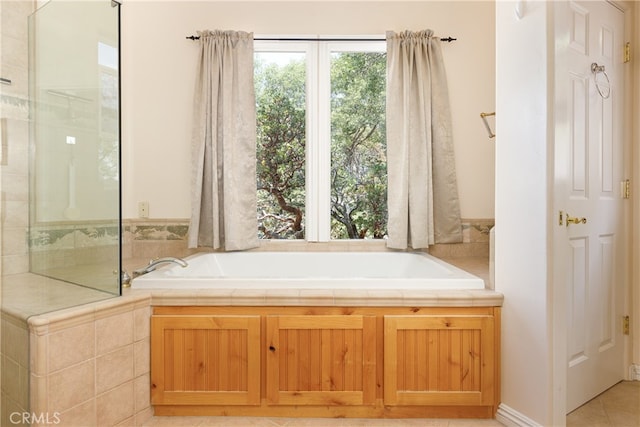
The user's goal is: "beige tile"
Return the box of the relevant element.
[607,410,640,426]
[96,310,134,355]
[134,305,151,341]
[143,417,487,427]
[134,373,151,413]
[134,338,150,377]
[1,395,29,426]
[448,419,504,427]
[58,399,96,427]
[115,416,136,427]
[393,420,450,427]
[47,360,95,413]
[567,381,640,427]
[3,200,29,231]
[2,172,28,202]
[2,355,23,403]
[97,381,135,427]
[0,118,29,175]
[1,316,29,362]
[1,253,29,275]
[2,226,28,256]
[48,322,95,373]
[135,406,154,427]
[96,345,135,394]
[30,329,48,376]
[29,373,48,416]
[144,416,205,426]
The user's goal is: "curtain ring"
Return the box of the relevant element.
[591,62,610,99]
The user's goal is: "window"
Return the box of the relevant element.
[255,40,386,241]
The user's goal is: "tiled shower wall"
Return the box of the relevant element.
[1,0,33,277]
[1,1,36,424]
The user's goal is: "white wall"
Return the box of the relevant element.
[633,1,640,378]
[495,0,553,425]
[496,2,640,424]
[120,1,496,220]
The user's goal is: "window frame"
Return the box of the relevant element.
[254,36,386,242]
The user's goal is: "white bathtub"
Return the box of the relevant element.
[130,251,485,290]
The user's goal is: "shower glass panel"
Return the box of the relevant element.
[29,0,121,296]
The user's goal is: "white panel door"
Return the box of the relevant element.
[562,0,626,413]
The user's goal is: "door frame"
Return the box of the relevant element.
[551,0,634,424]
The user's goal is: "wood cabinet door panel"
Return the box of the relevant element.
[384,315,495,406]
[266,315,376,406]
[151,315,261,405]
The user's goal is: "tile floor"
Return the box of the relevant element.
[143,381,639,427]
[567,381,640,427]
[142,416,503,427]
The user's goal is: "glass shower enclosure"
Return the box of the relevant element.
[29,0,121,296]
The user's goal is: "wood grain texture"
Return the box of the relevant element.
[384,315,495,406]
[151,306,500,417]
[266,315,376,405]
[151,315,260,405]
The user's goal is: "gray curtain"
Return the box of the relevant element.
[386,30,462,250]
[188,30,258,251]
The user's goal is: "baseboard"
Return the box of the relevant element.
[496,404,543,427]
[630,364,640,381]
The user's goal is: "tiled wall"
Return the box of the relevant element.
[29,222,120,272]
[1,1,36,425]
[1,0,33,276]
[122,218,494,263]
[123,220,193,262]
[1,312,30,426]
[28,294,152,427]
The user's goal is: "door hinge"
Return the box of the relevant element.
[623,315,630,335]
[624,42,631,63]
[622,179,631,199]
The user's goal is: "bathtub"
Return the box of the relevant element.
[130,251,485,290]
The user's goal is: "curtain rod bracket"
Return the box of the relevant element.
[480,112,495,139]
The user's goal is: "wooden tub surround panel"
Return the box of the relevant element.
[151,315,261,405]
[151,306,500,418]
[384,315,495,406]
[266,315,377,406]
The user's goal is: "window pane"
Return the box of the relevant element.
[255,52,306,239]
[330,51,387,239]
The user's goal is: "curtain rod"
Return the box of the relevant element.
[186,35,457,43]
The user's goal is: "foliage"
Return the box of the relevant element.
[330,52,387,239]
[255,51,387,240]
[255,57,306,239]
